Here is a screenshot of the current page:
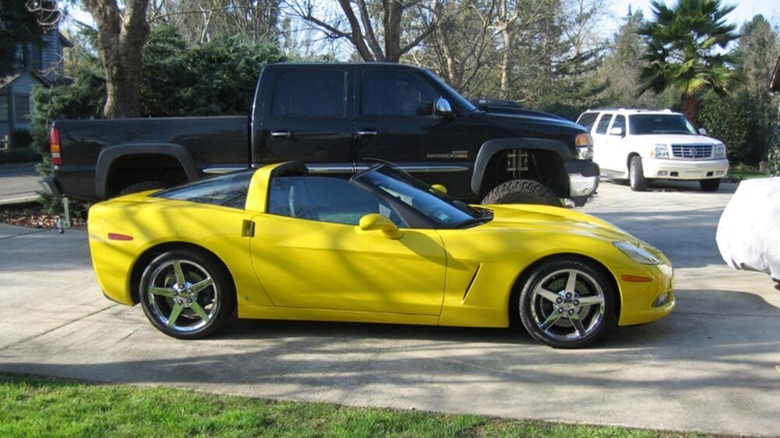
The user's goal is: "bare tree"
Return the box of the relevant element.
[284,0,445,62]
[82,0,151,118]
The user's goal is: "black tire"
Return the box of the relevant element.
[518,257,616,349]
[139,249,236,339]
[700,178,721,192]
[481,179,561,206]
[629,156,647,191]
[119,181,165,196]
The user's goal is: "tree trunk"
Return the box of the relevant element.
[82,0,150,118]
[681,92,698,127]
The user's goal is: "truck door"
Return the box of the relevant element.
[355,68,473,197]
[255,69,354,170]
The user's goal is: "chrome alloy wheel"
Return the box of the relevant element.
[144,257,220,334]
[528,268,606,342]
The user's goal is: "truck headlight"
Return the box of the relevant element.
[575,133,594,160]
[651,144,669,159]
[713,143,726,159]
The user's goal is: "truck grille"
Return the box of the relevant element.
[671,144,712,159]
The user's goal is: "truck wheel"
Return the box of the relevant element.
[629,157,647,191]
[700,179,720,192]
[481,179,561,206]
[119,181,165,196]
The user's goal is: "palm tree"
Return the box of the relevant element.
[638,0,741,126]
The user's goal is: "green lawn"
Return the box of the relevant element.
[1,373,704,438]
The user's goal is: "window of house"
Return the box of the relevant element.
[0,98,9,121]
[15,95,31,120]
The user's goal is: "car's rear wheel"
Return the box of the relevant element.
[518,257,616,349]
[139,249,236,339]
[481,179,561,206]
[629,156,647,191]
[700,178,721,192]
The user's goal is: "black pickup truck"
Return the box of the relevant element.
[42,62,599,206]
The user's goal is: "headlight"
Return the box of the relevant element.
[651,144,669,159]
[713,143,726,159]
[575,133,594,160]
[614,241,662,265]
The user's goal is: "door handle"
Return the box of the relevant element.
[356,130,377,138]
[270,130,292,139]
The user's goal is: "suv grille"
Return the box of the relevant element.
[672,144,712,159]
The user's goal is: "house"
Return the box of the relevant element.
[0,30,71,150]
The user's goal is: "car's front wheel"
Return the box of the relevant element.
[139,249,236,339]
[518,257,616,348]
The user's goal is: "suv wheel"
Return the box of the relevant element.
[481,179,561,206]
[700,179,721,192]
[629,157,647,191]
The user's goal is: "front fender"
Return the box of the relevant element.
[470,137,573,195]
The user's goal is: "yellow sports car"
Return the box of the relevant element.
[88,161,674,348]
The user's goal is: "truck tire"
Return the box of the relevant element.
[629,156,647,192]
[119,181,165,196]
[481,179,561,206]
[700,178,720,192]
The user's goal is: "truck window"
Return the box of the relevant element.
[271,71,346,117]
[361,71,437,117]
[611,115,626,134]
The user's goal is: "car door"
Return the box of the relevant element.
[591,112,625,177]
[355,67,474,197]
[255,68,355,170]
[249,175,447,316]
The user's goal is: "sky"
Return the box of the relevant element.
[606,0,780,32]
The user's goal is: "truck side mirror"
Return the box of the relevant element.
[770,56,780,92]
[434,97,454,118]
[609,127,624,136]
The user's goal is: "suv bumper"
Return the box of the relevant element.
[39,176,63,198]
[643,158,729,180]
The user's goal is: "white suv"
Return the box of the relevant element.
[576,109,729,191]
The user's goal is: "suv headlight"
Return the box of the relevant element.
[713,143,726,159]
[651,144,669,159]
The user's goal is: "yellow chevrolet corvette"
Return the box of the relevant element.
[88,161,674,348]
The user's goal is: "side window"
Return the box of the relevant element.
[268,176,406,226]
[576,112,598,131]
[595,114,613,134]
[362,71,437,117]
[611,115,626,135]
[271,71,345,117]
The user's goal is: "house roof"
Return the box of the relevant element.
[0,70,50,91]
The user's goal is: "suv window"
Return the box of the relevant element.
[595,114,613,134]
[271,71,346,117]
[576,112,598,130]
[611,115,626,134]
[629,114,696,135]
[362,71,437,116]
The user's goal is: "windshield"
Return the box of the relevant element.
[353,164,491,229]
[629,114,697,135]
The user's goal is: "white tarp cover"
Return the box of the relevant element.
[716,177,780,279]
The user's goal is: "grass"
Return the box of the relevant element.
[0,373,710,438]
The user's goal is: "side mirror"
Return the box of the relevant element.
[358,213,403,240]
[431,184,448,194]
[770,56,780,92]
[609,127,624,136]
[698,127,708,136]
[434,97,454,118]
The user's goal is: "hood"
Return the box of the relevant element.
[483,203,633,242]
[636,134,721,145]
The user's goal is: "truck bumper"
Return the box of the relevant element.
[565,160,600,199]
[39,176,63,198]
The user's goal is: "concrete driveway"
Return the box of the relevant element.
[0,179,778,437]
